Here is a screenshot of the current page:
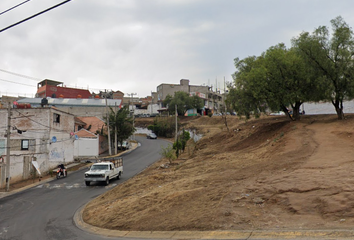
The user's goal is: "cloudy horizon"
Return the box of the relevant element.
[1,0,354,98]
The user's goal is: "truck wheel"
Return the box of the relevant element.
[105,177,109,185]
[117,172,121,180]
[85,181,90,186]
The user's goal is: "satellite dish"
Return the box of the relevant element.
[74,135,79,140]
[51,136,57,143]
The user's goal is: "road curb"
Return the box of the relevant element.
[74,206,354,240]
[0,177,55,199]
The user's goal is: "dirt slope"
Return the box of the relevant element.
[83,114,354,231]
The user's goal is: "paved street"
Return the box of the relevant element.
[0,136,170,240]
[1,136,354,240]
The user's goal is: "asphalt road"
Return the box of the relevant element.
[1,136,351,240]
[0,136,170,240]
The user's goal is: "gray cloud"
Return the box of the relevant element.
[1,0,354,97]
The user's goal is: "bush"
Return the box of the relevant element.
[160,145,176,163]
[148,117,176,138]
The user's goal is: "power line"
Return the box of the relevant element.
[0,0,31,16]
[0,68,117,95]
[0,78,36,87]
[0,68,102,91]
[0,136,75,150]
[0,0,72,33]
[0,68,41,81]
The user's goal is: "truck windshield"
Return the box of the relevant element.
[91,165,108,170]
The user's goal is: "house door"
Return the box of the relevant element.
[23,156,31,180]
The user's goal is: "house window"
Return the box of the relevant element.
[53,113,60,123]
[21,139,29,150]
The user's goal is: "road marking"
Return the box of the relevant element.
[34,182,118,189]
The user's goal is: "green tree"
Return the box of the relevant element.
[262,44,320,120]
[163,91,204,116]
[292,16,354,120]
[228,43,320,120]
[228,56,267,119]
[106,106,135,153]
[148,117,176,138]
[173,129,190,157]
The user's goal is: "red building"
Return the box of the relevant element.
[36,79,92,99]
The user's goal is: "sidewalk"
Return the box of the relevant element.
[0,161,84,200]
[0,142,139,200]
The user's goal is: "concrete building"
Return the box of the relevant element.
[16,97,122,118]
[36,79,92,99]
[0,107,75,187]
[156,79,225,114]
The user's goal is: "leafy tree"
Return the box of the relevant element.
[173,129,190,157]
[228,44,321,120]
[292,16,354,120]
[163,91,204,116]
[228,56,267,119]
[105,106,135,153]
[148,117,176,138]
[262,44,321,120]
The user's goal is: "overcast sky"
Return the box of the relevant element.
[1,0,354,98]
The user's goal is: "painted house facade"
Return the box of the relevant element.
[0,107,75,187]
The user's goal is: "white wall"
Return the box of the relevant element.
[0,108,75,186]
[74,138,99,157]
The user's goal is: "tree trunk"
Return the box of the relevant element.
[332,99,344,120]
[335,107,344,120]
[292,102,302,121]
[281,105,293,121]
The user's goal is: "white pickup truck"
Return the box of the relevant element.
[84,157,123,186]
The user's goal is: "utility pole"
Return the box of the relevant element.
[114,102,118,155]
[127,93,137,140]
[105,90,112,156]
[224,76,227,113]
[150,91,153,116]
[175,104,178,141]
[5,102,11,191]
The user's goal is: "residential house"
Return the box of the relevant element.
[36,79,92,99]
[17,97,122,118]
[156,79,226,114]
[75,116,108,155]
[0,107,75,188]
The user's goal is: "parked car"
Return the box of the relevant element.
[117,140,131,150]
[146,133,157,139]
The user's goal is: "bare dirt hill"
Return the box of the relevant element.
[83,114,354,231]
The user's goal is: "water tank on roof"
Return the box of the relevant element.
[16,103,31,109]
[41,97,48,107]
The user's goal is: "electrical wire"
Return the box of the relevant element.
[0,0,72,33]
[0,68,41,81]
[0,68,112,94]
[0,136,76,150]
[0,78,36,87]
[0,0,31,16]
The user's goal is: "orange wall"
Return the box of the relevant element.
[37,85,91,98]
